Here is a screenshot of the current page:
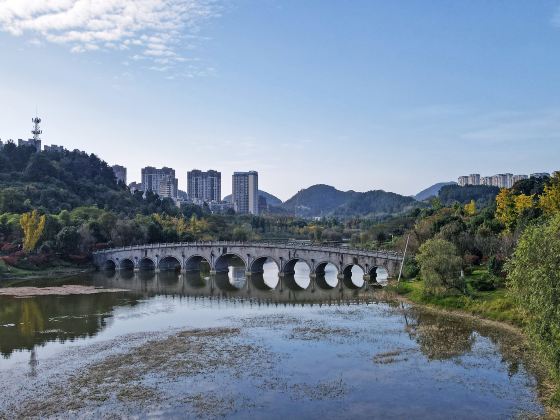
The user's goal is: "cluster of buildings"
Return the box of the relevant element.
[1,117,70,154]
[458,172,550,189]
[4,115,265,216]
[117,166,263,215]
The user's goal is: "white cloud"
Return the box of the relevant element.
[0,0,219,74]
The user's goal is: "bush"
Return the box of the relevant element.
[401,257,419,279]
[487,256,504,276]
[470,273,498,292]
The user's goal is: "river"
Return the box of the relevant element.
[0,262,544,418]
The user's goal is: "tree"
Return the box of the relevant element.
[464,199,476,216]
[539,172,560,216]
[55,226,80,254]
[416,238,464,294]
[507,214,560,382]
[514,193,534,214]
[495,188,517,230]
[20,210,46,253]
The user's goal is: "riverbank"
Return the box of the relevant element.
[383,278,560,417]
[0,260,94,285]
[385,277,522,326]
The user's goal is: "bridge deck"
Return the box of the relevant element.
[93,241,403,260]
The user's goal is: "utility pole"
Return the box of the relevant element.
[397,234,410,284]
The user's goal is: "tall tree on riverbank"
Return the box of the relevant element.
[20,210,46,253]
[416,238,464,294]
[507,214,560,386]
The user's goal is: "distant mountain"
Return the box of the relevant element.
[282,185,358,216]
[414,182,456,201]
[282,184,418,218]
[223,190,282,206]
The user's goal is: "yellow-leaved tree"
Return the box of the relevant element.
[464,199,477,216]
[539,171,560,216]
[20,210,46,253]
[495,188,517,230]
[514,193,534,214]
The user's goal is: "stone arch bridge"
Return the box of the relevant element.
[93,242,403,283]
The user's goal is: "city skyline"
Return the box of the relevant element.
[1,2,560,200]
[2,119,555,201]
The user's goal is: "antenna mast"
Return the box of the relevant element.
[31,115,42,141]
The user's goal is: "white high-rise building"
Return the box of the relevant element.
[468,174,481,186]
[232,171,258,215]
[141,166,178,199]
[458,176,469,187]
[187,169,221,203]
[112,165,127,185]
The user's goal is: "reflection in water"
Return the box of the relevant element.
[0,292,131,359]
[0,271,544,418]
[404,306,526,377]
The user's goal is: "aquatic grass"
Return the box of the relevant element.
[387,276,523,326]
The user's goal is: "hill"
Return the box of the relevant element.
[223,190,282,206]
[0,142,177,215]
[282,184,418,218]
[414,182,456,201]
[438,184,500,207]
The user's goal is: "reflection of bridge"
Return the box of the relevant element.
[93,242,403,283]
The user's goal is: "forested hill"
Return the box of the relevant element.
[0,143,176,215]
[438,184,500,207]
[282,184,418,218]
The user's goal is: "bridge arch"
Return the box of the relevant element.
[119,258,134,270]
[103,259,116,270]
[314,261,340,275]
[314,261,340,289]
[250,256,280,273]
[138,257,156,271]
[282,258,311,274]
[214,253,248,273]
[159,256,182,272]
[342,263,366,289]
[184,255,211,272]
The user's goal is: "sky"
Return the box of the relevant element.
[1,0,560,201]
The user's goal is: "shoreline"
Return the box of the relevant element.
[0,265,94,284]
[377,285,559,418]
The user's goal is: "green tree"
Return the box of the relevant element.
[55,226,81,254]
[416,238,464,294]
[507,214,560,384]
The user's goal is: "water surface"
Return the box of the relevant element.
[0,267,544,418]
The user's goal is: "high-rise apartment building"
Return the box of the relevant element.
[112,165,127,185]
[232,171,258,215]
[458,176,468,187]
[187,170,221,203]
[468,174,481,186]
[141,166,178,199]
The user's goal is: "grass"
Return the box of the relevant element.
[387,269,523,327]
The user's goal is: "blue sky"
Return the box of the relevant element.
[1,0,559,200]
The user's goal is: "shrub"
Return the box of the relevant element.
[470,273,498,292]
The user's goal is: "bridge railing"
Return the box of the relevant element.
[92,241,403,259]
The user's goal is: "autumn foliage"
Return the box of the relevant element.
[20,210,46,253]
